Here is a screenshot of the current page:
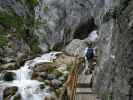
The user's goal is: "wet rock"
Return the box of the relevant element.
[47,74,56,80]
[33,63,55,72]
[40,84,45,89]
[13,93,21,100]
[36,76,44,81]
[51,79,62,89]
[52,70,62,78]
[32,63,55,80]
[1,71,16,81]
[39,72,48,79]
[16,52,28,67]
[44,80,51,85]
[1,57,15,63]
[3,86,18,99]
[31,72,39,80]
[59,76,65,82]
[44,95,55,100]
[0,62,17,71]
[32,71,48,81]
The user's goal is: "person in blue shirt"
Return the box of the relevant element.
[83,47,96,74]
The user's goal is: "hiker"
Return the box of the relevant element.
[83,47,96,74]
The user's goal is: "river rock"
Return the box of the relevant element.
[3,86,18,99]
[13,93,22,100]
[44,95,55,100]
[1,71,16,81]
[33,63,56,72]
[31,72,39,80]
[51,79,62,89]
[40,84,45,89]
[1,57,15,63]
[36,76,44,81]
[16,52,28,67]
[0,62,17,72]
[47,74,56,80]
[39,72,48,79]
[32,63,56,80]
[32,72,48,81]
[64,39,88,57]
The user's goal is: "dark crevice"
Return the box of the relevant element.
[73,17,97,39]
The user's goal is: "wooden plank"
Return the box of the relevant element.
[76,88,93,93]
[76,94,97,100]
[77,83,91,88]
[77,74,92,84]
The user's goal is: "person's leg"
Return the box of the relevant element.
[83,56,88,74]
[83,57,92,75]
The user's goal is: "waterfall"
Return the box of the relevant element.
[0,52,62,100]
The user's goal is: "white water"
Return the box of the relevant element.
[0,52,62,100]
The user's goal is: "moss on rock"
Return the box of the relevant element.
[0,0,40,55]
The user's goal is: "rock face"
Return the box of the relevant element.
[91,0,133,100]
[34,0,97,50]
[64,39,88,57]
[0,0,40,70]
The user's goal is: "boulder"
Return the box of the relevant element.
[13,93,21,100]
[39,43,49,53]
[39,72,48,79]
[0,62,17,72]
[64,39,88,57]
[33,63,56,72]
[54,53,84,65]
[1,71,16,81]
[32,63,56,80]
[47,74,56,80]
[51,79,62,89]
[3,86,18,99]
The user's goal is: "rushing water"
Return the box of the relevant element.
[0,52,62,100]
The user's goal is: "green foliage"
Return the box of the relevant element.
[0,34,8,46]
[54,89,61,97]
[0,11,40,53]
[26,0,38,11]
[29,37,41,54]
[0,10,34,38]
[34,19,48,29]
[0,11,24,33]
[67,64,75,71]
[43,4,49,12]
[53,70,63,78]
[0,0,41,54]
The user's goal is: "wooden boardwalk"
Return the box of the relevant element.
[75,74,98,100]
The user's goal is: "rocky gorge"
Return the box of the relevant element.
[0,0,133,100]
